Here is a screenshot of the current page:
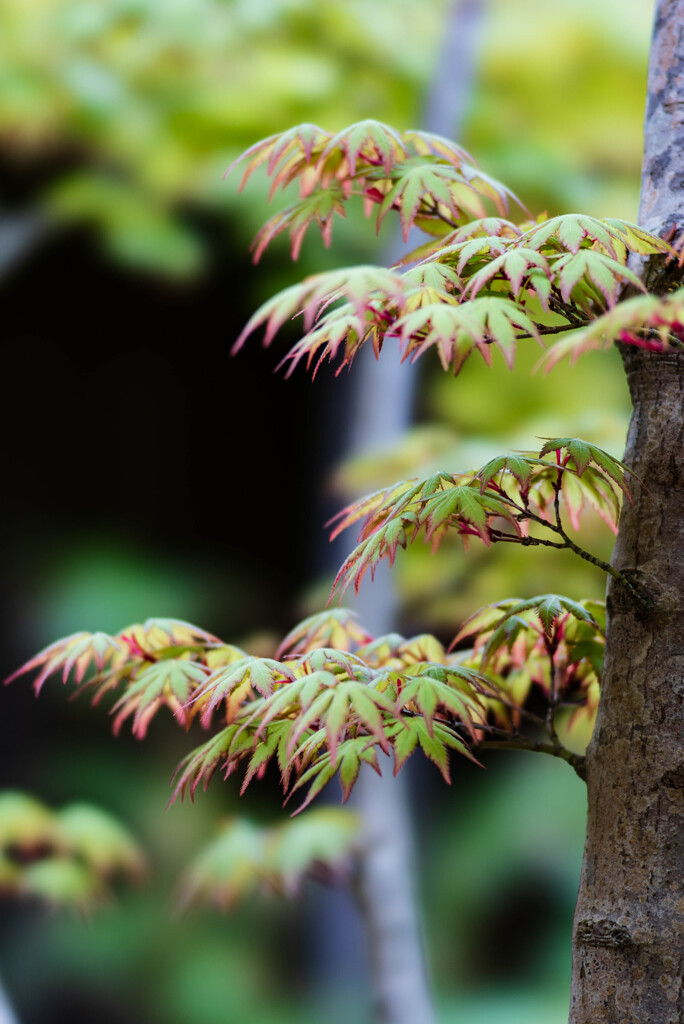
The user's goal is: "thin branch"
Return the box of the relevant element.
[548,287,589,326]
[502,486,651,606]
[490,529,566,550]
[420,198,460,230]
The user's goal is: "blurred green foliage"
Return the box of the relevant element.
[0,791,144,910]
[1,0,650,276]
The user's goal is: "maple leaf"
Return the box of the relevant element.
[331,473,520,598]
[109,659,210,738]
[466,247,552,301]
[7,618,221,734]
[392,664,492,738]
[278,609,373,657]
[455,594,602,655]
[453,596,605,741]
[229,121,526,262]
[188,656,297,727]
[171,723,255,803]
[541,288,684,369]
[225,123,332,192]
[551,250,644,308]
[538,437,635,503]
[6,631,125,695]
[250,183,348,261]
[370,157,489,238]
[356,631,449,669]
[518,213,673,259]
[232,265,405,353]
[385,717,477,781]
[321,119,408,176]
[475,453,536,494]
[395,296,541,374]
[290,735,385,812]
[396,217,522,266]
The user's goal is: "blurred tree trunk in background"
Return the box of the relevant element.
[0,977,19,1024]
[315,4,487,1022]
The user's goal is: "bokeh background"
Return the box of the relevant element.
[0,1,653,1021]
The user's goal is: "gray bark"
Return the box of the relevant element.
[569,3,684,1019]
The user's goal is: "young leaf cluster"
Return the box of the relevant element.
[10,600,598,812]
[541,286,684,369]
[330,438,635,597]
[230,122,672,378]
[455,595,605,747]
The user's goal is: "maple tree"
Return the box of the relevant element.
[8,3,684,1019]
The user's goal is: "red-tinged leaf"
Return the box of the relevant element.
[319,120,407,177]
[445,218,523,243]
[520,214,632,258]
[467,248,550,298]
[291,736,384,813]
[403,129,473,167]
[290,755,340,815]
[338,746,361,802]
[560,470,585,531]
[571,466,622,533]
[475,454,534,493]
[538,437,634,501]
[110,659,210,738]
[414,717,451,782]
[328,480,417,542]
[277,304,380,377]
[6,632,124,695]
[535,596,565,637]
[462,165,527,218]
[232,282,315,354]
[541,290,684,370]
[170,727,239,804]
[250,184,347,262]
[390,720,419,773]
[225,124,331,190]
[474,595,602,666]
[278,610,373,657]
[603,218,676,256]
[240,728,283,794]
[401,261,462,298]
[451,600,522,648]
[372,159,481,238]
[121,618,220,648]
[552,250,644,307]
[190,657,295,726]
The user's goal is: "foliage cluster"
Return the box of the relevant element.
[9,119,681,854]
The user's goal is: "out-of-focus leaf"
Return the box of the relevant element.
[178,808,360,910]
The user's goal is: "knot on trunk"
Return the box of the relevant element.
[576,919,634,949]
[661,763,684,789]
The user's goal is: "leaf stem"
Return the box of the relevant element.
[502,489,651,607]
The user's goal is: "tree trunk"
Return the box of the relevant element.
[569,4,684,1019]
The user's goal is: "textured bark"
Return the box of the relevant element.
[637,2,684,241]
[570,350,684,1022]
[570,4,684,1019]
